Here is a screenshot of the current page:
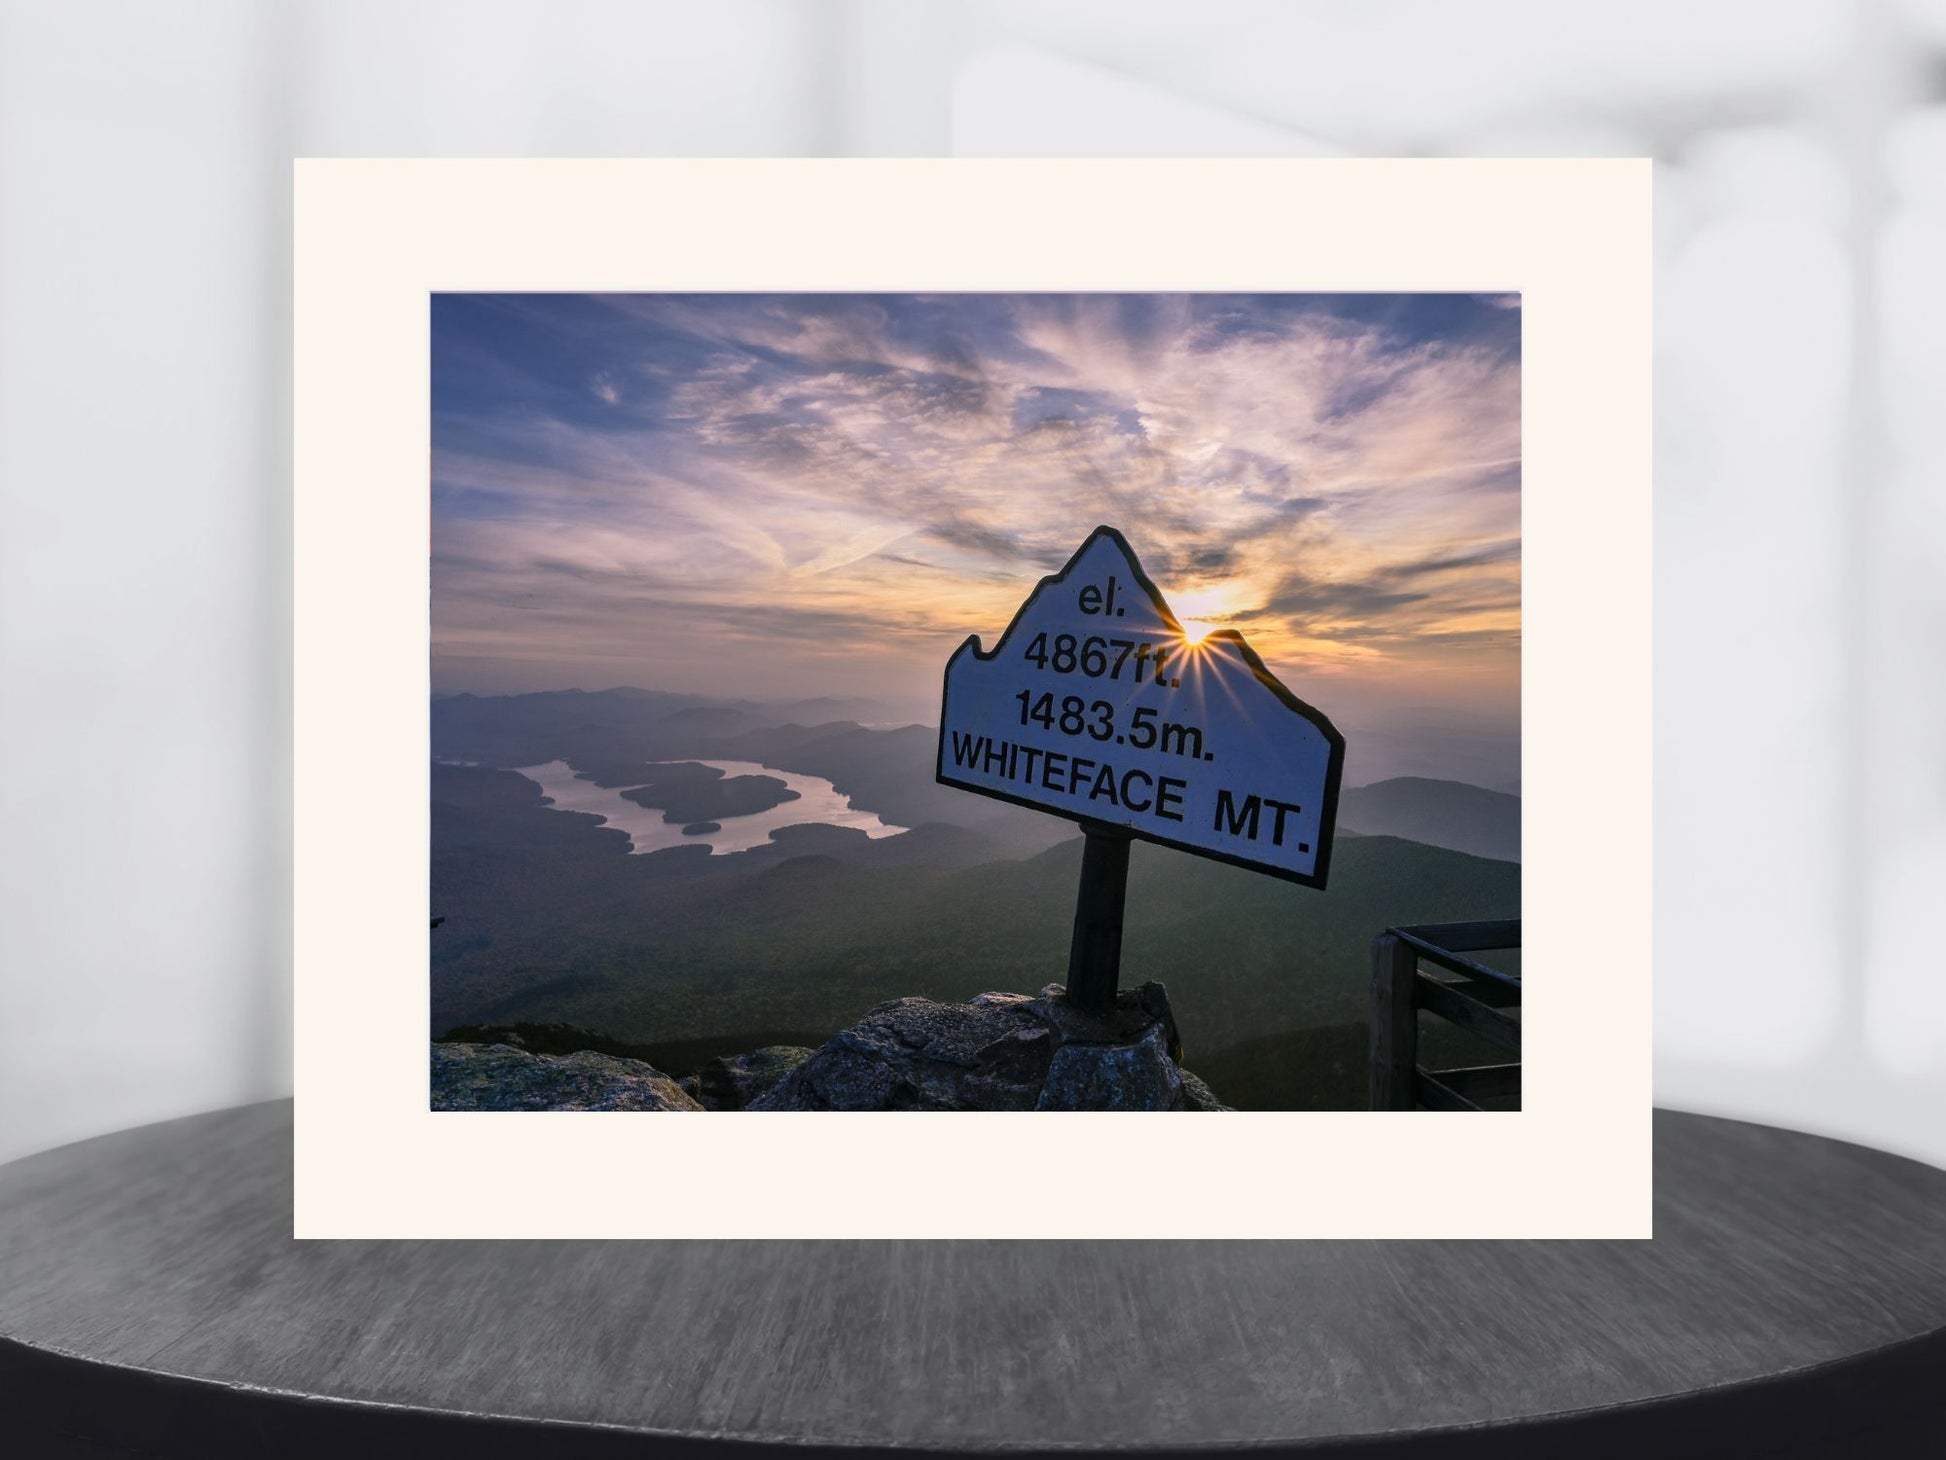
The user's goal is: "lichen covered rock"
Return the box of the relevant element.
[1176,1068,1230,1112]
[431,1041,702,1111]
[688,1045,816,1110]
[431,982,1231,1113]
[751,980,1228,1111]
[1036,1021,1181,1110]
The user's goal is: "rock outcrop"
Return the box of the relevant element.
[750,982,1230,1111]
[430,983,1231,1111]
[431,1041,702,1111]
[682,1045,816,1110]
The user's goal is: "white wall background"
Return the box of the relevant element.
[4,0,1942,1168]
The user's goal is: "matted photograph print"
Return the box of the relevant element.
[430,291,1521,1114]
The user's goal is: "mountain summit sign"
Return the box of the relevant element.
[939,526,1345,884]
[938,527,1345,1009]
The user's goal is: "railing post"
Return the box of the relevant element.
[1369,932,1419,1110]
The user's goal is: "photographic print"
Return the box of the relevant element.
[429,291,1522,1114]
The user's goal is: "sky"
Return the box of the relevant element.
[432,293,1519,764]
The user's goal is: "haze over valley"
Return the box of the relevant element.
[432,686,1519,1110]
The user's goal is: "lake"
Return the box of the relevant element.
[514,758,907,855]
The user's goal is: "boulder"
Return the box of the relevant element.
[1177,1068,1230,1112]
[748,996,1046,1111]
[688,1045,816,1110]
[431,1041,702,1111]
[1036,1021,1181,1111]
[751,980,1229,1111]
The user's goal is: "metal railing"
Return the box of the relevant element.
[1369,920,1521,1111]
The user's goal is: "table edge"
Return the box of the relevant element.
[5,1319,1946,1458]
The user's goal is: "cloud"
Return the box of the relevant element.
[432,294,1520,709]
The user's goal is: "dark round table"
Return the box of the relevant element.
[2,1102,1944,1458]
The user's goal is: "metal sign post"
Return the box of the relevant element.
[1065,823,1133,1011]
[938,525,1346,1011]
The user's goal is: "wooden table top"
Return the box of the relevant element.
[2,1101,1944,1458]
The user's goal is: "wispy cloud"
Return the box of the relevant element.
[432,293,1519,717]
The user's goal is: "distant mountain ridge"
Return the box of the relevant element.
[1338,776,1519,863]
[434,690,1518,866]
[428,688,1520,1110]
[432,758,1518,1110]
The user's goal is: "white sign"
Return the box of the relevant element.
[938,526,1345,887]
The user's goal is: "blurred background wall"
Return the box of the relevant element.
[3,0,1942,1167]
